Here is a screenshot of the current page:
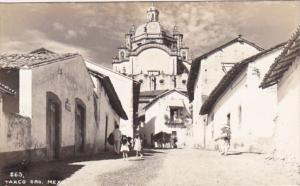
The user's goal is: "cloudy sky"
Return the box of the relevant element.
[0,1,299,67]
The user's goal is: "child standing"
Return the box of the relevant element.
[134,135,143,159]
[120,136,129,160]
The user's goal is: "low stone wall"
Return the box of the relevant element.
[0,112,100,168]
[0,112,32,168]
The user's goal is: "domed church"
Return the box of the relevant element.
[112,6,193,147]
[112,6,192,92]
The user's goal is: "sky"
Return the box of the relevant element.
[0,1,299,68]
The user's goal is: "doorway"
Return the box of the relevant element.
[104,115,108,151]
[46,92,61,160]
[75,98,86,153]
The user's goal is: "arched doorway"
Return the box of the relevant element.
[75,98,86,153]
[46,92,61,160]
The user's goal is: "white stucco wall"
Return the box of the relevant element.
[95,77,120,152]
[19,69,32,118]
[274,57,300,162]
[205,49,281,153]
[86,61,134,137]
[142,91,190,147]
[31,56,97,154]
[132,48,177,75]
[114,48,178,76]
[192,42,261,147]
[134,72,188,92]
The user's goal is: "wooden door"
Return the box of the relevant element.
[75,104,85,153]
[47,100,60,160]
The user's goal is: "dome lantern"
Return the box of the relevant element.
[147,6,159,22]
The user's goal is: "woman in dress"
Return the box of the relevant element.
[134,135,143,159]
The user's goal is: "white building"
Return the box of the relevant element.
[140,89,191,148]
[0,48,127,168]
[86,60,140,138]
[199,42,286,153]
[88,70,128,152]
[260,26,300,163]
[187,36,263,148]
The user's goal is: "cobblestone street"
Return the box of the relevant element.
[60,149,299,186]
[3,148,298,186]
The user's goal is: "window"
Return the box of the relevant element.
[182,79,186,84]
[170,107,183,122]
[182,51,187,60]
[120,51,125,60]
[93,93,98,125]
[211,112,214,121]
[227,113,231,126]
[238,106,242,126]
[122,67,126,74]
[159,79,164,84]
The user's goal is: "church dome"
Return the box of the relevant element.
[135,22,165,37]
[134,5,172,38]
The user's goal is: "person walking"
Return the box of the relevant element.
[134,135,143,159]
[112,125,122,155]
[214,125,231,156]
[120,136,129,161]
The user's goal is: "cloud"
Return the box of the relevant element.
[53,22,65,31]
[0,29,94,59]
[65,29,78,39]
[0,2,299,68]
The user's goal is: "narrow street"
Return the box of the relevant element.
[60,149,300,186]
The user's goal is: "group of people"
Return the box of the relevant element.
[214,125,231,156]
[111,125,143,160]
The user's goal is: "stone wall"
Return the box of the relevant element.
[0,112,33,168]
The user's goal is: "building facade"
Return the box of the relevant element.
[112,6,191,92]
[187,36,263,148]
[112,6,193,140]
[139,89,191,148]
[261,26,300,163]
[200,43,285,152]
[0,49,127,168]
[86,61,140,138]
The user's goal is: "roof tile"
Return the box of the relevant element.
[0,53,79,69]
[260,25,300,88]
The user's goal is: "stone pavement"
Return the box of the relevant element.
[0,149,299,186]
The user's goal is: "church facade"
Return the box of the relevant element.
[112,6,191,92]
[112,6,192,146]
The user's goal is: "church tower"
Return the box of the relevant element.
[112,6,192,93]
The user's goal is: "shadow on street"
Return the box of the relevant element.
[0,148,163,186]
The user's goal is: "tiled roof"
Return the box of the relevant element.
[0,82,16,95]
[88,69,128,120]
[144,89,188,110]
[30,48,55,54]
[140,89,169,97]
[260,25,300,88]
[0,52,79,69]
[187,36,264,102]
[200,42,286,115]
